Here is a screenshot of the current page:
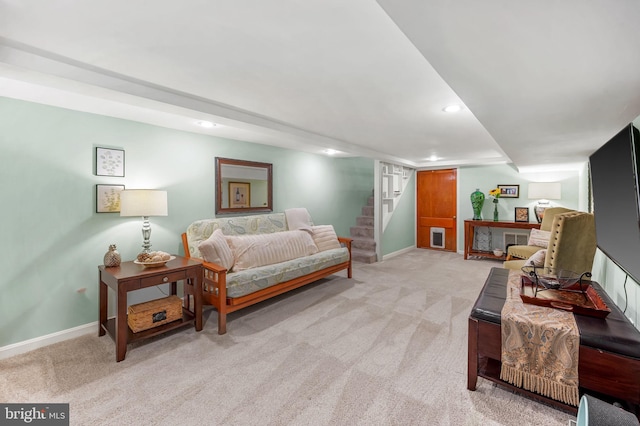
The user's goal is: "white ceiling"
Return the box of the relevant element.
[2,0,640,171]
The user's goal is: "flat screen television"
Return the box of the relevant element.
[589,123,640,284]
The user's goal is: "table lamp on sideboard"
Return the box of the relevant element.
[528,182,561,223]
[120,189,168,253]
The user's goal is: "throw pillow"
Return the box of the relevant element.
[197,229,235,270]
[524,249,547,267]
[226,230,318,271]
[528,229,551,248]
[310,225,341,252]
[284,207,313,231]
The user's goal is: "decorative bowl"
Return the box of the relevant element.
[134,255,175,268]
[521,266,580,290]
[493,249,504,257]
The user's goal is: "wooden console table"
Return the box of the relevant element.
[99,256,203,362]
[464,219,540,260]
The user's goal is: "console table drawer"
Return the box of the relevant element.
[141,270,187,287]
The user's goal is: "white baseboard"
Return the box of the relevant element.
[382,245,416,261]
[0,322,97,360]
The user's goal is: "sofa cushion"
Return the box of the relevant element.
[186,213,289,259]
[528,229,551,248]
[197,229,235,270]
[226,230,318,271]
[226,247,349,298]
[311,225,341,252]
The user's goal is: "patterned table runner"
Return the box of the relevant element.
[500,270,580,406]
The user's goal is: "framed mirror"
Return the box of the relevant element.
[215,157,273,214]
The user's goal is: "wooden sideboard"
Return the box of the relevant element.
[463,219,540,260]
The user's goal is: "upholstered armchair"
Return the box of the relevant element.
[503,211,597,275]
[506,207,573,260]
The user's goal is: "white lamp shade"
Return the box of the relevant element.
[528,182,561,200]
[120,190,168,217]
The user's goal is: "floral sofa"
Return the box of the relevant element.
[182,212,352,334]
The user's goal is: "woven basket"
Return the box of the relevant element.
[127,295,182,333]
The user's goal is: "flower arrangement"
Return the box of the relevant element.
[489,188,500,221]
[489,188,501,203]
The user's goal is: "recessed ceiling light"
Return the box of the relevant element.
[196,120,216,128]
[442,105,462,113]
[324,149,338,155]
[428,155,438,161]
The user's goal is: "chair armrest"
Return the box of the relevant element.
[507,245,541,260]
[503,259,527,270]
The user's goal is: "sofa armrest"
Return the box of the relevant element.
[337,236,352,250]
[200,259,227,273]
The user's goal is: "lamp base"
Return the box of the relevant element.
[141,216,153,253]
[534,201,550,223]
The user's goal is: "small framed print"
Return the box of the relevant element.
[229,182,250,208]
[514,207,529,223]
[96,147,125,177]
[497,184,519,198]
[96,184,125,213]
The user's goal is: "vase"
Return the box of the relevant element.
[493,201,499,222]
[470,189,485,220]
[104,244,121,267]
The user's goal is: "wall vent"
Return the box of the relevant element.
[503,232,529,249]
[430,227,445,249]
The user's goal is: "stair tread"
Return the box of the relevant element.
[351,248,377,263]
[352,249,376,253]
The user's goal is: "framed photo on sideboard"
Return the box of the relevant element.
[514,207,529,223]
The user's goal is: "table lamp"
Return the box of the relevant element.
[528,182,561,223]
[120,189,168,253]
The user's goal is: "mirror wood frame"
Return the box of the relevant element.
[215,157,273,215]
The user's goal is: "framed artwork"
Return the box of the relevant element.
[96,147,125,177]
[497,184,520,198]
[96,184,125,213]
[514,207,529,223]
[229,182,250,208]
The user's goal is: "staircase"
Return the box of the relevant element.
[350,194,377,263]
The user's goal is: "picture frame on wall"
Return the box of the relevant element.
[514,207,529,223]
[229,182,250,208]
[497,184,519,198]
[96,147,125,177]
[96,184,125,213]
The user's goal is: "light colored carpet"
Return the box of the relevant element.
[0,249,574,425]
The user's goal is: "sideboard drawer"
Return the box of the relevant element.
[141,270,187,287]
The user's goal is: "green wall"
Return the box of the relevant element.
[0,97,373,347]
[382,171,416,255]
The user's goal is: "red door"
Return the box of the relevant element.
[417,169,457,251]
